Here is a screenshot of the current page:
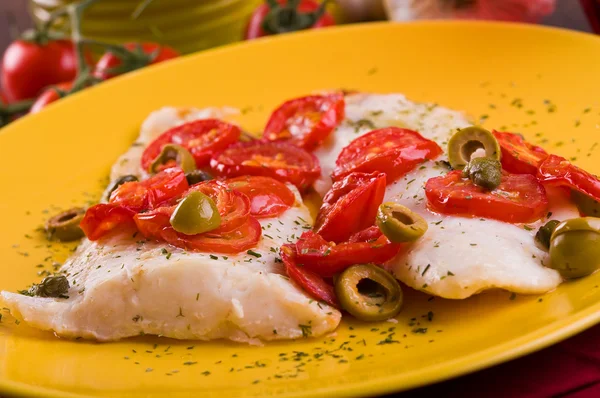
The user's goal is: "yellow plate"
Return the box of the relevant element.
[1,22,600,398]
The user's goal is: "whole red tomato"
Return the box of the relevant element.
[29,82,72,114]
[1,39,79,102]
[245,0,335,39]
[93,42,179,80]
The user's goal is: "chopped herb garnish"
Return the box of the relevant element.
[247,250,261,258]
[299,324,312,338]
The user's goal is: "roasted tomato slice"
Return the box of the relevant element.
[80,204,136,241]
[281,244,339,308]
[295,230,401,277]
[110,167,188,211]
[425,170,548,223]
[538,154,600,202]
[493,131,549,175]
[141,119,240,171]
[314,172,386,243]
[263,93,345,151]
[210,141,321,192]
[224,176,295,218]
[156,217,262,254]
[332,127,443,183]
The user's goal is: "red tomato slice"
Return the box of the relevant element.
[425,170,549,223]
[110,167,188,212]
[80,204,136,241]
[295,230,401,277]
[314,172,386,243]
[263,93,345,151]
[538,154,600,202]
[332,127,443,183]
[156,217,262,254]
[281,244,339,308]
[210,141,321,192]
[141,119,241,171]
[223,176,295,218]
[493,131,549,175]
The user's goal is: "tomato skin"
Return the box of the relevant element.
[245,0,335,40]
[314,172,386,243]
[29,81,72,114]
[538,154,600,202]
[223,176,295,218]
[295,230,401,277]
[1,39,80,102]
[93,42,179,80]
[210,141,321,192]
[80,204,136,241]
[332,127,443,183]
[425,170,549,223]
[263,93,345,151]
[281,244,339,308]
[141,119,241,170]
[493,131,549,175]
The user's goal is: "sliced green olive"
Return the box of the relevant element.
[106,175,138,200]
[185,169,214,186]
[376,202,428,243]
[535,220,560,250]
[572,190,600,217]
[447,126,501,170]
[548,217,600,279]
[150,144,196,174]
[335,264,403,322]
[25,275,70,298]
[462,157,502,190]
[170,191,221,235]
[45,208,85,241]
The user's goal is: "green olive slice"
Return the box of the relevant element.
[45,208,85,241]
[335,264,403,322]
[376,202,428,243]
[170,191,221,235]
[150,144,196,174]
[185,170,214,186]
[447,126,501,170]
[535,220,560,250]
[548,217,600,279]
[107,175,138,200]
[572,190,600,217]
[462,157,502,190]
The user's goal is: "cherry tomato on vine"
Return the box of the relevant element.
[29,82,73,114]
[93,42,179,80]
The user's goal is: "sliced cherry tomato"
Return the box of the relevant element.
[93,42,179,80]
[493,131,549,175]
[314,172,386,243]
[245,0,335,40]
[332,127,443,183]
[224,176,295,218]
[110,167,188,212]
[154,217,262,254]
[425,170,549,223]
[29,81,72,114]
[210,141,321,192]
[263,93,345,151]
[280,244,339,308]
[80,204,136,241]
[538,154,600,202]
[295,230,401,277]
[142,119,240,170]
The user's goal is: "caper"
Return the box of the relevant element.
[462,157,502,190]
[149,144,196,174]
[535,220,560,250]
[185,169,214,186]
[447,126,501,170]
[376,202,428,243]
[572,191,600,217]
[170,191,221,235]
[548,217,600,279]
[24,275,70,298]
[45,208,85,241]
[107,175,138,200]
[335,264,403,322]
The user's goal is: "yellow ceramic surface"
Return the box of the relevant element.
[1,22,600,398]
